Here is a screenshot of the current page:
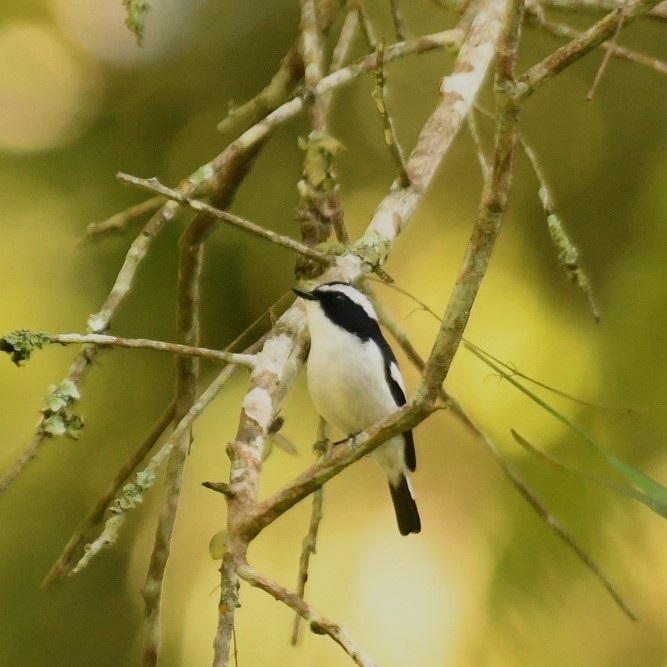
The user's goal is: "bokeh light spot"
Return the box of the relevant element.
[0,22,97,153]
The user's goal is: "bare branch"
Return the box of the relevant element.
[300,0,329,131]
[389,0,409,39]
[212,308,310,666]
[372,41,411,187]
[527,1,667,75]
[143,211,201,666]
[80,196,166,243]
[69,359,245,578]
[46,333,257,367]
[0,203,178,498]
[42,402,176,587]
[416,0,522,403]
[516,0,665,98]
[217,44,304,135]
[539,0,667,19]
[117,173,333,267]
[449,396,638,621]
[518,138,601,320]
[236,559,378,667]
[291,425,329,645]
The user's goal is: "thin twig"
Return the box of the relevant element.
[69,358,246,578]
[143,188,206,666]
[217,43,304,135]
[466,108,491,179]
[516,0,664,99]
[45,333,256,367]
[372,40,411,187]
[236,559,378,667]
[300,0,329,132]
[517,134,601,320]
[80,196,166,243]
[117,173,333,267]
[323,4,361,245]
[0,203,179,498]
[216,2,342,134]
[330,5,361,73]
[42,401,176,586]
[353,0,379,49]
[586,0,630,98]
[415,0,524,404]
[539,0,667,20]
[389,0,409,39]
[291,421,329,645]
[370,281,637,621]
[527,1,667,75]
[449,396,638,621]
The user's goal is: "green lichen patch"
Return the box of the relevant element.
[0,329,50,366]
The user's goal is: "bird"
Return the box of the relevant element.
[292,281,421,535]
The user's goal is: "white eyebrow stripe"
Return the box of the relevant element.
[317,283,378,320]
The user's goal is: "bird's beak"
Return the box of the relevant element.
[292,287,317,301]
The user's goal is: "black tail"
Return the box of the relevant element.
[388,475,421,536]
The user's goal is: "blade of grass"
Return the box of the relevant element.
[464,340,667,518]
[510,429,667,515]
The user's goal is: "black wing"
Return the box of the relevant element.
[383,353,416,473]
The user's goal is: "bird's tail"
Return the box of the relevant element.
[388,474,421,535]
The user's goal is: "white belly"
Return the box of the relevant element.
[306,332,396,435]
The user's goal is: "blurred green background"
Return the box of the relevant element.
[0,1,666,665]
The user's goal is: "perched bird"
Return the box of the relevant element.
[293,281,421,535]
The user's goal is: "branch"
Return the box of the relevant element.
[68,358,246,578]
[42,333,257,367]
[143,185,205,666]
[372,40,411,187]
[217,43,304,135]
[291,426,329,645]
[416,0,523,403]
[299,0,329,132]
[221,28,465,161]
[236,559,377,667]
[539,0,667,19]
[211,9,506,661]
[450,396,638,620]
[0,202,177,497]
[80,196,166,243]
[42,401,176,586]
[238,400,434,541]
[370,280,637,621]
[117,173,333,267]
[516,0,665,98]
[527,1,667,76]
[518,136,601,320]
[212,308,310,667]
